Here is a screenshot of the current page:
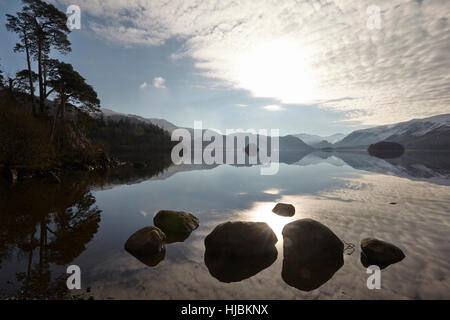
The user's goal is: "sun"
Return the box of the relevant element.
[234,38,318,104]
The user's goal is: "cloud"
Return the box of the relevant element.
[139,82,148,89]
[54,0,450,125]
[263,104,285,111]
[152,77,166,89]
[235,104,247,107]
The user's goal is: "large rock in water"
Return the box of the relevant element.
[360,238,405,269]
[125,226,166,257]
[204,221,278,283]
[282,219,344,291]
[272,203,295,217]
[153,210,199,235]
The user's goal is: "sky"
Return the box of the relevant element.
[0,0,449,136]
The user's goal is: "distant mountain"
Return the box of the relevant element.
[294,133,346,145]
[311,140,334,149]
[279,135,313,151]
[334,114,450,150]
[97,108,179,133]
[96,109,313,152]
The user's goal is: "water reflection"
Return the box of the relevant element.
[282,256,344,292]
[126,250,166,268]
[0,149,448,299]
[0,176,101,299]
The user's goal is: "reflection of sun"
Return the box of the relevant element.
[241,202,298,240]
[263,188,281,195]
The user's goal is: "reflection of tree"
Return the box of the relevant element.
[0,177,101,299]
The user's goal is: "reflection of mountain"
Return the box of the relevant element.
[318,151,450,186]
[91,148,449,188]
[294,133,346,145]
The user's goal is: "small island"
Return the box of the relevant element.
[368,141,405,159]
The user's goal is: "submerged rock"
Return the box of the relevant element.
[125,226,166,257]
[204,221,278,282]
[272,203,295,217]
[282,219,344,291]
[154,210,199,234]
[360,238,405,269]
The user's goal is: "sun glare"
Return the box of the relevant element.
[241,202,298,241]
[234,39,317,104]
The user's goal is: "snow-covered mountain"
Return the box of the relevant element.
[334,114,450,150]
[294,133,346,145]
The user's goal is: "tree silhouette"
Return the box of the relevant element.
[48,62,100,145]
[6,0,71,115]
[5,10,37,114]
[11,69,39,94]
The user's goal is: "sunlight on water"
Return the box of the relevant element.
[242,202,298,241]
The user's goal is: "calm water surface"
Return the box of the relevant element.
[1,152,449,299]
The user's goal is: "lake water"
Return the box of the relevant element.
[1,151,449,299]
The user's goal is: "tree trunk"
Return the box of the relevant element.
[24,31,36,115]
[37,38,44,115]
[8,78,14,98]
[50,102,61,144]
[43,56,47,99]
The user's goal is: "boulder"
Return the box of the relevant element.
[282,219,344,261]
[154,210,199,234]
[360,238,405,269]
[272,203,295,217]
[204,221,278,282]
[281,219,344,291]
[164,230,193,244]
[125,226,166,257]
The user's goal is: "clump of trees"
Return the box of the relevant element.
[6,0,71,115]
[1,0,173,174]
[89,118,173,161]
[1,0,101,170]
[0,98,55,169]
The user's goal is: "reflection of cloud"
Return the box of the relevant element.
[263,188,281,195]
[139,210,148,217]
[54,0,450,125]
